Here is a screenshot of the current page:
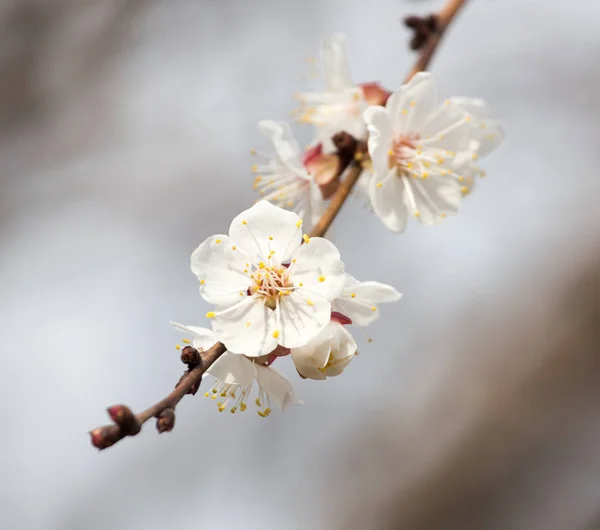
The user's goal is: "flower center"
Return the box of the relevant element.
[250,263,294,309]
[388,133,420,174]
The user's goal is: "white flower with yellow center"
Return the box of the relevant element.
[332,274,402,327]
[251,120,325,228]
[364,72,505,233]
[295,34,366,150]
[191,200,346,357]
[294,33,390,152]
[171,323,301,416]
[291,320,357,380]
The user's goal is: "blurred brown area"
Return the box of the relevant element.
[340,247,600,530]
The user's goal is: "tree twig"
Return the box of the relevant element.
[404,0,468,82]
[89,0,469,451]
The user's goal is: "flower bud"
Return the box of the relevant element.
[106,404,141,435]
[156,408,175,433]
[181,345,200,365]
[89,425,121,450]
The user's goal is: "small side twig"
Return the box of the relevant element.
[90,342,226,450]
[403,0,468,82]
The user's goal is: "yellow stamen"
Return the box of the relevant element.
[206,311,216,318]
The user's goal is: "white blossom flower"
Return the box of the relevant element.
[191,200,346,357]
[364,72,505,233]
[290,320,357,380]
[171,322,301,416]
[332,274,402,327]
[251,120,326,229]
[294,33,390,152]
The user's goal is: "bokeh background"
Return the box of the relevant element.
[1,0,599,528]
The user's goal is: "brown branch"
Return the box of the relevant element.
[90,342,226,449]
[404,0,468,82]
[90,0,469,451]
[309,164,362,238]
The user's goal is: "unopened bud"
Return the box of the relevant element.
[332,131,357,155]
[156,408,175,433]
[403,14,439,50]
[106,404,141,435]
[89,425,122,450]
[181,346,200,365]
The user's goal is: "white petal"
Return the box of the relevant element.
[255,364,301,411]
[322,355,354,377]
[369,170,408,233]
[229,201,303,263]
[445,98,505,158]
[331,323,357,359]
[290,321,355,380]
[258,120,307,176]
[190,235,252,306]
[333,297,381,327]
[322,33,354,92]
[290,341,330,381]
[288,237,345,300]
[207,352,256,386]
[421,105,474,152]
[364,106,393,176]
[403,72,441,132]
[409,176,462,225]
[385,87,410,132]
[276,290,331,348]
[322,324,356,376]
[334,279,401,326]
[476,118,505,158]
[447,97,492,119]
[211,296,278,357]
[170,321,216,351]
[352,280,402,303]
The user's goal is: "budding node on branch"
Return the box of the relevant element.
[106,404,141,435]
[180,345,200,366]
[403,14,440,51]
[156,408,176,433]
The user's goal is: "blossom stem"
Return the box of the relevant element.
[308,164,363,238]
[404,0,468,82]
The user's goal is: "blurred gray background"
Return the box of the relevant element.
[1,0,599,529]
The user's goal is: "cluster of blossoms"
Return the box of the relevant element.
[173,33,503,418]
[173,201,401,416]
[252,33,504,233]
